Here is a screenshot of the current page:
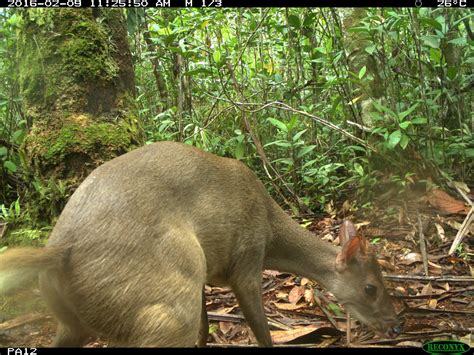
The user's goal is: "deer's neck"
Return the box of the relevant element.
[264,203,339,289]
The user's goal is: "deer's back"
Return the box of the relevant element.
[47,141,275,285]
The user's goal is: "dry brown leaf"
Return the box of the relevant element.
[283,277,296,286]
[273,302,307,311]
[263,270,281,277]
[300,277,311,286]
[428,299,437,309]
[460,334,474,347]
[439,282,450,291]
[321,233,335,243]
[342,200,352,213]
[446,220,463,230]
[421,283,433,295]
[317,218,335,227]
[395,286,406,294]
[449,181,470,194]
[427,189,469,214]
[428,260,442,270]
[270,325,318,344]
[397,341,423,347]
[214,305,238,314]
[219,321,233,335]
[378,259,397,271]
[324,200,336,217]
[275,291,288,300]
[434,223,446,242]
[402,252,423,265]
[288,286,305,304]
[428,266,442,275]
[304,288,315,305]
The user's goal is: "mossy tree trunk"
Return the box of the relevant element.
[18,9,145,223]
[341,8,385,127]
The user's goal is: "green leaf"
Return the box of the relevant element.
[274,141,292,148]
[400,134,410,150]
[212,50,221,63]
[234,142,245,160]
[419,17,442,31]
[421,35,440,49]
[302,159,317,169]
[430,48,441,64]
[267,118,288,133]
[292,129,307,142]
[303,14,315,27]
[411,117,427,125]
[387,130,402,149]
[12,129,25,144]
[14,199,20,217]
[447,66,457,80]
[365,45,376,55]
[465,148,474,158]
[327,302,344,316]
[354,163,364,176]
[273,158,294,166]
[4,160,17,173]
[399,121,411,130]
[358,66,367,79]
[399,103,418,120]
[347,145,367,153]
[287,15,301,29]
[448,37,466,46]
[297,145,316,158]
[0,146,7,156]
[372,101,397,118]
[264,140,291,148]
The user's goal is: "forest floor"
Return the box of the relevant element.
[1,186,473,348]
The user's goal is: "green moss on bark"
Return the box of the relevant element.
[17,9,144,225]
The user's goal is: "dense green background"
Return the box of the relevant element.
[0,8,472,245]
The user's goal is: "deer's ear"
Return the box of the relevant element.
[338,220,357,246]
[336,235,362,272]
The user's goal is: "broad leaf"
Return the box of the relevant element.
[4,160,17,173]
[297,145,316,158]
[267,118,288,133]
[387,130,402,149]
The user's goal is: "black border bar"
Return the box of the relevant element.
[1,0,473,8]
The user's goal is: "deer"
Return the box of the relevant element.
[0,141,400,347]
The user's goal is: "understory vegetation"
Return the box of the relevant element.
[0,8,472,245]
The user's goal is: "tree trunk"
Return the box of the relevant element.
[18,8,145,223]
[341,8,385,127]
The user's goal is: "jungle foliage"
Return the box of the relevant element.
[0,8,472,243]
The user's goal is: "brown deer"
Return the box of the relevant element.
[0,141,400,347]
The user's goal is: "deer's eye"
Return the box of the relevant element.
[365,284,377,297]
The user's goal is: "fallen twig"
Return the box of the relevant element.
[448,206,474,255]
[392,286,474,299]
[384,275,474,283]
[0,313,49,331]
[418,214,429,277]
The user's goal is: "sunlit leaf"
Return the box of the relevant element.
[387,130,402,149]
[365,45,376,55]
[421,35,440,49]
[4,160,17,173]
[267,118,288,132]
[400,134,410,149]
